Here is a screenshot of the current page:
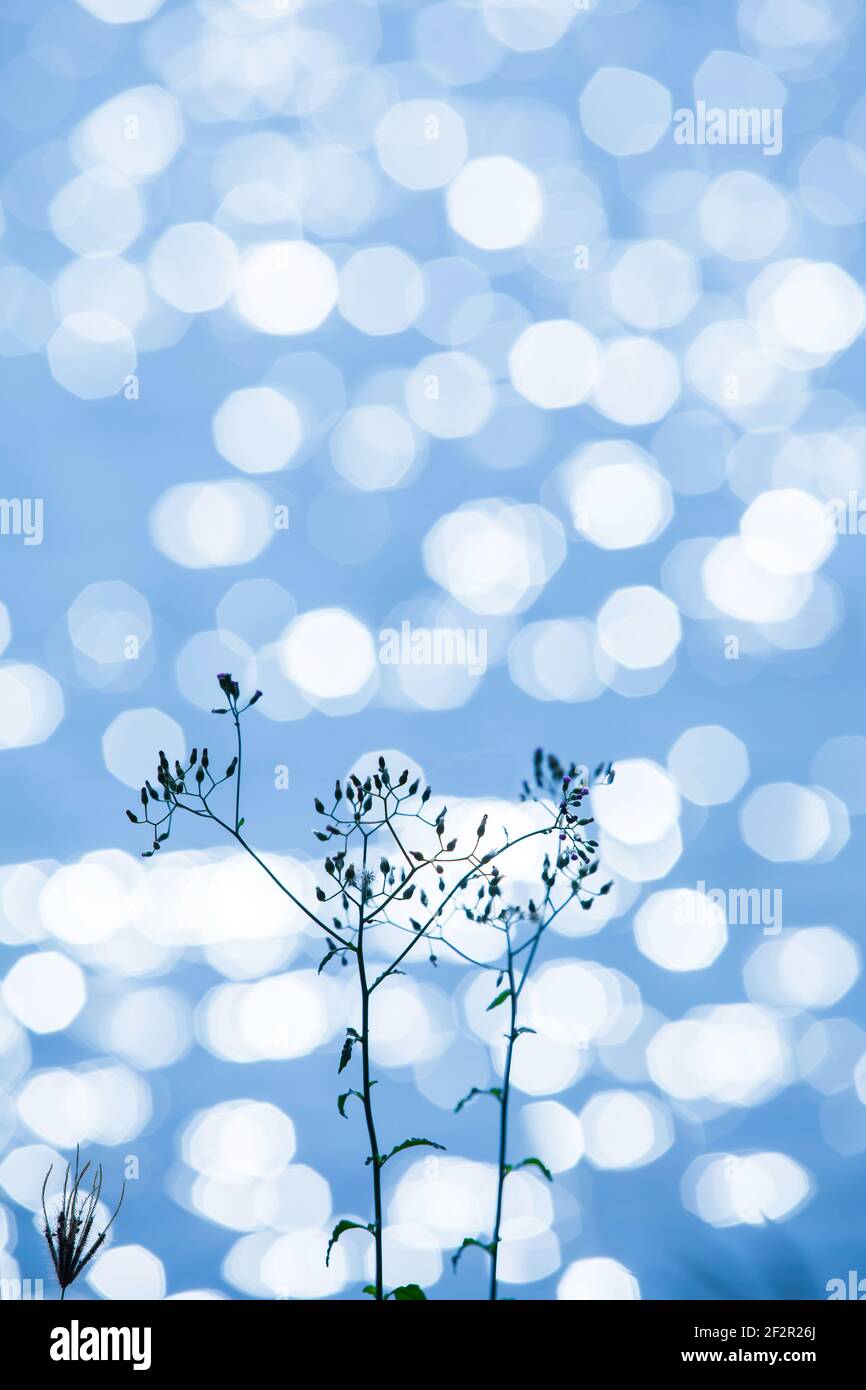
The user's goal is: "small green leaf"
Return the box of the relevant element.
[371,1137,446,1168]
[451,1237,495,1271]
[337,1085,373,1118]
[486,989,512,1012]
[513,1156,553,1183]
[338,1027,361,1074]
[388,1284,427,1301]
[326,1220,373,1266]
[454,1086,502,1114]
[318,945,339,974]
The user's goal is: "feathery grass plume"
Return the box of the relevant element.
[41,1146,125,1300]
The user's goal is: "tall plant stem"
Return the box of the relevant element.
[232,709,242,833]
[489,929,517,1302]
[356,838,385,1300]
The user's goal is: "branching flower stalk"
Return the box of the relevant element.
[126,677,605,1301]
[448,751,614,1301]
[41,1146,125,1300]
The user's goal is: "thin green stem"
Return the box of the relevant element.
[233,708,242,834]
[489,927,517,1302]
[372,824,557,992]
[170,789,341,942]
[357,838,385,1300]
[230,838,346,943]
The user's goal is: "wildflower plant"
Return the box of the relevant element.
[41,1146,125,1300]
[126,675,611,1300]
[447,750,614,1300]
